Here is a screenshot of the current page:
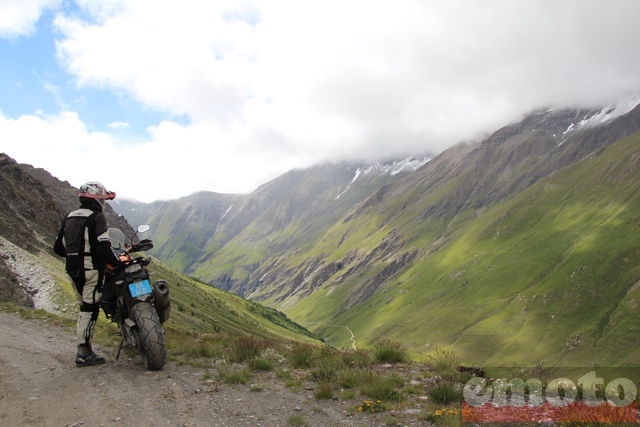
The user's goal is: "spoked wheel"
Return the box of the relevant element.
[130,302,167,370]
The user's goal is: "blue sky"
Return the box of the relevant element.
[0,4,174,137]
[1,0,640,202]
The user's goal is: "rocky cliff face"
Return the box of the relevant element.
[0,154,134,306]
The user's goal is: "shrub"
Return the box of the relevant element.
[314,381,334,399]
[249,357,273,371]
[373,339,407,364]
[338,369,363,389]
[427,382,463,404]
[310,359,342,383]
[341,348,375,368]
[217,366,251,384]
[428,348,461,382]
[287,344,315,369]
[359,374,404,402]
[229,336,264,362]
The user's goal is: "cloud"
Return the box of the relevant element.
[0,110,117,185]
[0,110,305,202]
[54,0,258,121]
[3,0,640,202]
[53,1,640,149]
[0,0,60,38]
[108,121,129,130]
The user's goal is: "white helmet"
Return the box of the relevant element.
[79,182,116,201]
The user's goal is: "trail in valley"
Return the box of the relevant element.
[306,322,357,350]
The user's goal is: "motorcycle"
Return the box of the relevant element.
[101,225,171,370]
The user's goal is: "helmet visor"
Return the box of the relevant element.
[79,191,116,200]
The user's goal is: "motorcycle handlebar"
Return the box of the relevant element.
[107,255,151,272]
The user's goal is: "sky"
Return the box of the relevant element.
[1,0,639,203]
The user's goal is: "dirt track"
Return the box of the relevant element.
[0,312,423,427]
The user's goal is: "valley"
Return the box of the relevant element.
[107,101,640,367]
[2,101,640,369]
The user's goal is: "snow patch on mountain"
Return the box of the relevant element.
[335,168,363,200]
[215,204,233,234]
[560,97,640,144]
[364,157,432,176]
[335,157,430,200]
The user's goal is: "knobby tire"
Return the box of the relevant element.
[130,302,166,370]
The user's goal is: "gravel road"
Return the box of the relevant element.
[0,311,425,427]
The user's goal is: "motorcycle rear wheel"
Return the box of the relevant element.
[130,302,167,370]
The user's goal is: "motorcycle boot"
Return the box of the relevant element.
[75,344,106,367]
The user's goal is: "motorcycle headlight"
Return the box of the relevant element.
[125,264,141,274]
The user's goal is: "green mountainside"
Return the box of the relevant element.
[116,104,640,367]
[288,129,640,367]
[140,260,321,343]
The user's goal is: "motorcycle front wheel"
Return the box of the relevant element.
[130,302,167,370]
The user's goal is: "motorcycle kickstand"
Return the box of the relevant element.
[116,338,125,361]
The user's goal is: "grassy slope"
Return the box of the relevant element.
[187,165,409,286]
[286,131,640,367]
[143,259,321,343]
[40,248,322,347]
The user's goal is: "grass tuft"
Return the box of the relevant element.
[286,414,309,426]
[427,382,462,404]
[314,381,334,400]
[373,339,408,364]
[359,372,405,402]
[216,366,252,384]
[248,357,274,371]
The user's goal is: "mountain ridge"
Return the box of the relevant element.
[111,100,640,366]
[4,98,640,366]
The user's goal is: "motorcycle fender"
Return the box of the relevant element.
[125,318,136,329]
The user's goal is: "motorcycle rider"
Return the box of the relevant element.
[54,182,122,366]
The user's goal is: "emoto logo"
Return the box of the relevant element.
[461,369,639,423]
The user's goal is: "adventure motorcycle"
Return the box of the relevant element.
[101,225,171,370]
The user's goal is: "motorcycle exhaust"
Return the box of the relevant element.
[153,280,171,324]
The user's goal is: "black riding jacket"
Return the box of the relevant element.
[53,200,121,272]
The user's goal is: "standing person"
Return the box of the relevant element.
[54,182,122,366]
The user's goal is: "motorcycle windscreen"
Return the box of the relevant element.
[129,279,153,298]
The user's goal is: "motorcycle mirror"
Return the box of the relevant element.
[131,224,151,247]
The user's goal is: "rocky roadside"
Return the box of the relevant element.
[0,238,440,426]
[0,310,438,427]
